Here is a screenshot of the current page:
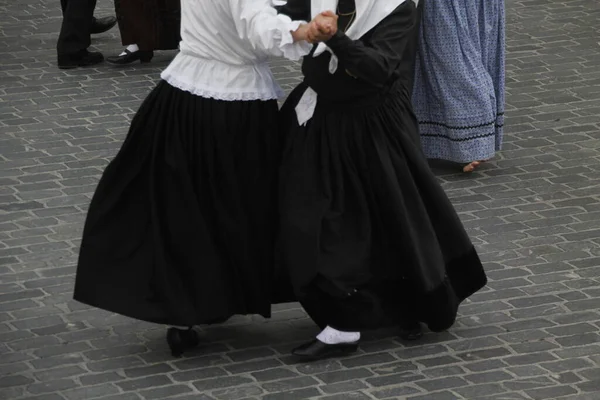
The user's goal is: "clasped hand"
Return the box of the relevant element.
[300,11,339,44]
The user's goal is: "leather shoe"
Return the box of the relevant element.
[166,327,199,358]
[106,50,154,65]
[91,16,117,34]
[399,320,423,341]
[292,339,358,361]
[58,50,104,69]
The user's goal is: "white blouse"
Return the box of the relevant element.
[161,0,312,101]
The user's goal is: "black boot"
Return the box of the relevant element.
[106,49,154,65]
[166,327,199,357]
[58,49,104,69]
[399,320,423,341]
[292,339,359,362]
[91,16,117,34]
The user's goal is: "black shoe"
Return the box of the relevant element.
[58,50,104,69]
[399,320,423,341]
[91,16,117,34]
[292,339,359,361]
[106,49,154,65]
[166,327,199,358]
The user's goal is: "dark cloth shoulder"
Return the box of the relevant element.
[324,0,419,88]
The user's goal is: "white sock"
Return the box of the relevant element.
[119,44,139,56]
[316,326,360,345]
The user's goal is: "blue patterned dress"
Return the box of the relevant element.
[412,0,505,163]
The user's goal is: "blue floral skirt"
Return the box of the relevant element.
[412,0,506,163]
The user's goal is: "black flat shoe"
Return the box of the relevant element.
[167,327,199,357]
[58,50,104,69]
[106,49,153,65]
[399,320,423,341]
[292,339,359,361]
[91,16,117,34]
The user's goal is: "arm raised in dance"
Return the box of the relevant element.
[228,0,337,59]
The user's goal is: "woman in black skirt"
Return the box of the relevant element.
[74,0,337,357]
[277,0,488,361]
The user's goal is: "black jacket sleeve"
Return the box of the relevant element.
[325,4,417,87]
[275,0,311,21]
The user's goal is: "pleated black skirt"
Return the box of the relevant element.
[74,81,293,326]
[277,82,487,332]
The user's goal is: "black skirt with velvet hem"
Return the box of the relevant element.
[277,81,487,333]
[299,248,486,332]
[74,81,293,327]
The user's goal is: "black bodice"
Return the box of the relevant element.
[301,31,397,104]
[276,0,417,103]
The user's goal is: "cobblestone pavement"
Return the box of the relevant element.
[2,0,600,399]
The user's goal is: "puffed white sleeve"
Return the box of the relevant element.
[228,0,312,60]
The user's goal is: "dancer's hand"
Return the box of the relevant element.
[292,11,338,44]
[306,11,338,43]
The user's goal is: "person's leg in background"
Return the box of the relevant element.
[107,0,181,66]
[57,0,117,69]
[57,0,103,69]
[60,0,116,34]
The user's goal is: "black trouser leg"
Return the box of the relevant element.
[57,0,97,55]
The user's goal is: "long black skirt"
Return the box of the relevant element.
[74,81,293,327]
[277,83,487,333]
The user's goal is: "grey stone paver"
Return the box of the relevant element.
[1,0,600,399]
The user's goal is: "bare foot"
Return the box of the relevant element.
[463,160,484,173]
